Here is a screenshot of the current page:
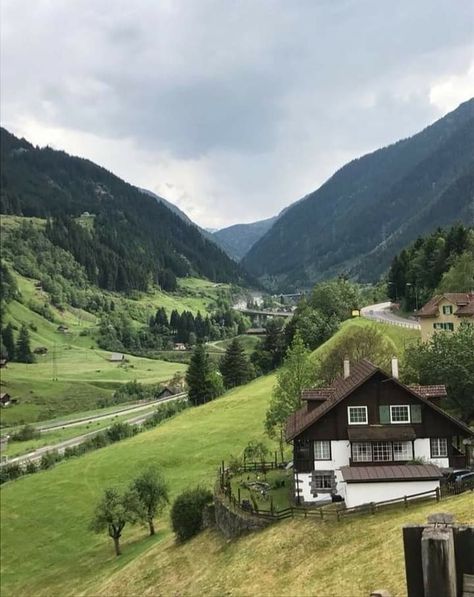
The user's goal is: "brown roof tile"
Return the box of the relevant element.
[418,293,474,318]
[340,464,443,483]
[409,385,447,398]
[301,388,335,401]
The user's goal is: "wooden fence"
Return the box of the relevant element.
[218,460,473,525]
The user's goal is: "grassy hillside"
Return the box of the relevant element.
[0,320,420,596]
[96,493,473,597]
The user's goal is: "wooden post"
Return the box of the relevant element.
[404,495,408,509]
[371,502,376,515]
[274,451,277,466]
[270,496,274,515]
[320,508,324,521]
[435,487,440,502]
[336,510,340,522]
[238,488,241,506]
[403,525,424,597]
[421,526,457,597]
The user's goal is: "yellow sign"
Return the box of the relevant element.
[351,309,361,317]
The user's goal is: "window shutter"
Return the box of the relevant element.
[411,404,422,423]
[379,405,390,424]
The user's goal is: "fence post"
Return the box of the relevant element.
[336,510,340,522]
[275,451,277,467]
[238,488,241,506]
[320,508,324,520]
[435,487,440,502]
[371,502,376,515]
[404,495,408,509]
[421,526,457,597]
[270,496,274,516]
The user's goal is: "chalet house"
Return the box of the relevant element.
[286,358,473,509]
[418,293,474,341]
[173,343,187,351]
[109,353,125,363]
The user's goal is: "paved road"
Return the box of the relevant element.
[2,393,187,466]
[361,302,420,330]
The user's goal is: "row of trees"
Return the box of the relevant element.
[0,323,34,363]
[91,468,213,555]
[387,224,474,310]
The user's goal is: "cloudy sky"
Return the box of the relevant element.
[1,1,473,228]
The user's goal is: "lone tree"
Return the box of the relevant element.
[15,324,34,363]
[219,338,253,389]
[130,467,169,536]
[265,332,317,460]
[90,488,137,556]
[186,343,213,405]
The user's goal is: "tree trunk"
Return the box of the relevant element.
[148,519,155,536]
[113,535,121,556]
[279,428,285,463]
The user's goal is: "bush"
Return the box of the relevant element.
[170,487,213,542]
[11,424,40,442]
[40,452,61,470]
[106,422,134,443]
[0,463,23,484]
[25,460,38,475]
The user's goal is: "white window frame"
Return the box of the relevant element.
[347,406,368,425]
[314,440,331,461]
[431,438,448,458]
[390,405,411,424]
[442,305,453,315]
[312,472,333,490]
[393,441,413,461]
[372,441,393,462]
[352,442,372,462]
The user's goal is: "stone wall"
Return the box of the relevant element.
[213,494,271,539]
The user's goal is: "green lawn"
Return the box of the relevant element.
[0,373,277,596]
[230,468,293,511]
[210,335,262,355]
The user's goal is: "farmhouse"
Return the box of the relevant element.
[286,358,473,509]
[417,292,474,341]
[109,353,125,363]
[173,343,187,351]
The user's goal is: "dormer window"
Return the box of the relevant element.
[348,406,368,425]
[442,305,453,315]
[390,405,410,424]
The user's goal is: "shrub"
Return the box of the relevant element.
[0,463,23,483]
[106,422,134,443]
[170,487,213,542]
[40,452,61,470]
[11,424,40,442]
[25,460,38,475]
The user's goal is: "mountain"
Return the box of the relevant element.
[212,216,277,261]
[0,127,251,291]
[243,99,474,290]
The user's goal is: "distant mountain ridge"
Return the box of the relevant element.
[243,99,474,290]
[0,127,251,290]
[212,216,277,261]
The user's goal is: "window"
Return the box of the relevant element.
[433,322,455,331]
[373,441,392,461]
[431,438,448,458]
[314,441,331,460]
[442,305,453,315]
[393,441,413,461]
[390,405,410,424]
[352,442,372,462]
[348,406,368,425]
[311,472,334,491]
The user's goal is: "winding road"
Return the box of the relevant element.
[361,302,420,330]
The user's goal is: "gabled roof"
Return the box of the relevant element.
[301,388,335,401]
[285,359,473,441]
[340,464,443,483]
[408,385,447,398]
[417,293,474,318]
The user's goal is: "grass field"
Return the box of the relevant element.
[96,493,474,597]
[0,316,424,595]
[210,334,262,354]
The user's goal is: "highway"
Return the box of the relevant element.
[361,301,420,330]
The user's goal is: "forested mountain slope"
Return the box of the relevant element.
[213,216,277,260]
[0,128,250,291]
[243,99,474,290]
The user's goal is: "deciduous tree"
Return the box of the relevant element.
[129,467,169,536]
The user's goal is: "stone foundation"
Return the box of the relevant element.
[214,494,271,539]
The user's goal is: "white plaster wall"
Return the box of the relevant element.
[313,440,350,471]
[343,479,440,509]
[414,438,449,468]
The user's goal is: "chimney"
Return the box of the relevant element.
[391,356,399,379]
[343,357,350,379]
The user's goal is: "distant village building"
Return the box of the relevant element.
[418,292,474,341]
[156,386,177,400]
[57,325,69,333]
[33,346,48,355]
[0,393,11,407]
[286,358,473,509]
[173,343,187,351]
[109,353,125,363]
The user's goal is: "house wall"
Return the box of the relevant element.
[343,479,440,509]
[313,440,350,471]
[413,438,449,468]
[419,298,472,342]
[295,473,334,504]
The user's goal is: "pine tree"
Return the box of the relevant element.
[15,324,34,363]
[219,338,253,389]
[2,323,15,360]
[186,344,213,406]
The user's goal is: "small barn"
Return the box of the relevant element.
[57,325,69,333]
[156,386,177,400]
[173,343,187,351]
[109,353,125,363]
[0,393,11,407]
